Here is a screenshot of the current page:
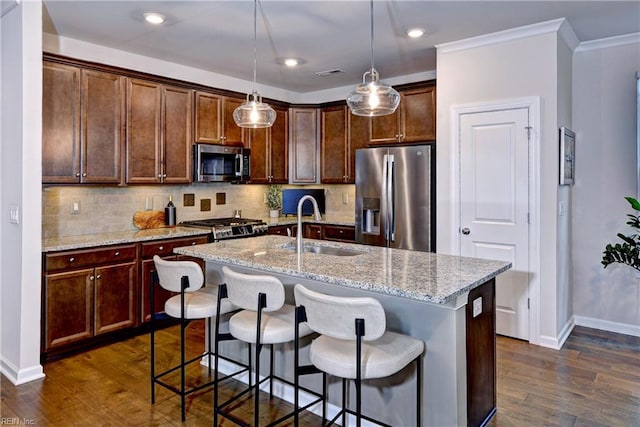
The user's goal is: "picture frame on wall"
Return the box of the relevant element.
[559,126,575,185]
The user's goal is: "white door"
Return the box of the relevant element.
[459,108,530,340]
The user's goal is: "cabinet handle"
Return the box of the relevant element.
[114,251,120,256]
[69,257,75,262]
[96,274,101,279]
[75,173,81,177]
[158,246,164,251]
[82,173,87,177]
[339,230,344,234]
[89,275,95,280]
[191,241,196,245]
[163,174,167,178]
[158,174,163,179]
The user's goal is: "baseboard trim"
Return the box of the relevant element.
[538,317,575,350]
[0,359,45,385]
[574,315,640,337]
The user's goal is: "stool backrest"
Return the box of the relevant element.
[222,266,285,312]
[153,255,204,293]
[294,284,386,341]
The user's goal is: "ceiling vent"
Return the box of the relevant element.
[315,69,344,77]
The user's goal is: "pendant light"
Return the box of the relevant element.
[233,0,276,128]
[346,0,400,117]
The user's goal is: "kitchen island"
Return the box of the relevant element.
[175,235,511,427]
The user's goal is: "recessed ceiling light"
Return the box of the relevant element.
[284,58,299,67]
[144,12,166,25]
[276,57,306,67]
[407,28,425,38]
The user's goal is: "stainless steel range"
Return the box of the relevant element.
[179,217,268,241]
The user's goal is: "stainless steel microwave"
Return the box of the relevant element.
[193,144,250,183]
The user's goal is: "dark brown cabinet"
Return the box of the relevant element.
[304,224,323,239]
[268,224,298,237]
[194,92,246,146]
[370,85,436,144]
[322,225,356,242]
[139,236,208,323]
[289,108,319,184]
[248,107,288,184]
[126,79,193,184]
[43,244,137,352]
[43,61,124,184]
[320,105,370,184]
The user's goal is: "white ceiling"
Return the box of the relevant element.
[42,1,640,93]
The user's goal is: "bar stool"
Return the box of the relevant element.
[151,255,238,421]
[214,266,321,426]
[294,284,425,427]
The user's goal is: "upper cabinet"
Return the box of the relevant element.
[126,79,193,184]
[370,85,436,144]
[289,108,320,184]
[194,92,245,146]
[248,106,288,184]
[43,61,124,184]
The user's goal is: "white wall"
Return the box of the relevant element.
[436,20,573,346]
[572,35,640,335]
[0,0,45,384]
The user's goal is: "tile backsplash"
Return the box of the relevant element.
[42,184,355,238]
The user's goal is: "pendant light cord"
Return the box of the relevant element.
[369,0,374,72]
[253,0,258,90]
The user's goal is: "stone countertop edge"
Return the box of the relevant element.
[174,235,511,305]
[42,227,211,252]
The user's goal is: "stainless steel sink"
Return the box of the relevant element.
[281,243,365,257]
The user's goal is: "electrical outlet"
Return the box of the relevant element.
[473,297,482,318]
[71,201,81,214]
[264,192,268,204]
[9,205,19,224]
[342,192,349,205]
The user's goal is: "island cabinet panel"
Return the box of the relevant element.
[466,279,496,427]
[370,85,436,144]
[43,62,124,184]
[289,108,319,184]
[140,236,208,323]
[249,107,288,184]
[267,225,298,237]
[43,244,137,353]
[126,79,193,184]
[194,92,246,146]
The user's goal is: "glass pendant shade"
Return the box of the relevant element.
[347,69,400,116]
[233,90,276,128]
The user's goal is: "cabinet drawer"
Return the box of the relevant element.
[323,225,355,242]
[141,236,209,258]
[45,244,137,272]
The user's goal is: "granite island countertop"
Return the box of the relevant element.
[42,227,211,252]
[174,235,511,305]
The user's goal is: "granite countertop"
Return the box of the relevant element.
[174,235,511,305]
[264,214,355,227]
[42,227,211,252]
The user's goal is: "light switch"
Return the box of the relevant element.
[9,205,19,224]
[473,297,482,318]
[71,201,81,214]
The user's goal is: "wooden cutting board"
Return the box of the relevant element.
[133,210,166,229]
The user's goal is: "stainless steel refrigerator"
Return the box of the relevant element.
[355,145,435,252]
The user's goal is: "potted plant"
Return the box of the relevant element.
[266,185,281,218]
[602,196,640,272]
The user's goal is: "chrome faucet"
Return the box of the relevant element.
[297,195,322,255]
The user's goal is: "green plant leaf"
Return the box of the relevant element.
[625,196,640,211]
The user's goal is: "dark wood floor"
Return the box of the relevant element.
[1,324,638,426]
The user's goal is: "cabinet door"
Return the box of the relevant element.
[289,108,319,184]
[321,105,348,184]
[248,126,269,183]
[370,108,400,145]
[194,91,222,144]
[95,261,137,334]
[401,86,436,142]
[81,70,124,184]
[222,97,245,146]
[323,225,356,242]
[44,268,94,350]
[270,107,289,183]
[162,85,193,184]
[268,225,298,237]
[42,62,81,183]
[348,113,370,183]
[305,224,323,240]
[126,79,162,183]
[141,257,176,323]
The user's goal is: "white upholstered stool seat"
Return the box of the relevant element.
[294,284,425,427]
[230,304,311,344]
[310,331,424,380]
[164,286,236,319]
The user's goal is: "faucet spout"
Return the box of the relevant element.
[297,195,322,255]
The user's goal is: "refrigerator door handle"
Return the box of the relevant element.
[382,154,390,241]
[388,155,396,241]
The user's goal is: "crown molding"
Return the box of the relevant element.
[575,32,640,52]
[436,18,567,54]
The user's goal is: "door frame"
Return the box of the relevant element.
[450,96,541,345]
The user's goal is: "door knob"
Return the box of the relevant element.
[461,227,471,235]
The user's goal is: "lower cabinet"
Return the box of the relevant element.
[43,244,137,352]
[268,224,298,237]
[269,223,355,243]
[42,235,208,359]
